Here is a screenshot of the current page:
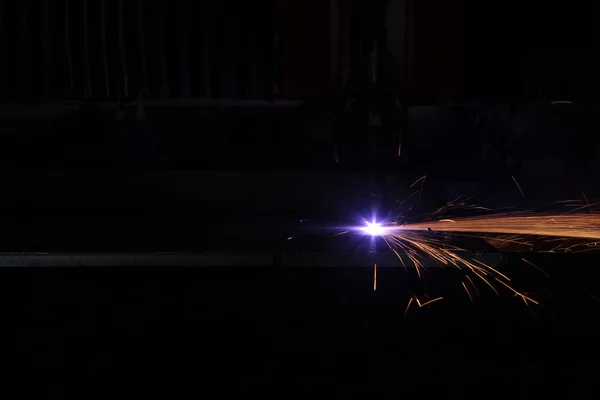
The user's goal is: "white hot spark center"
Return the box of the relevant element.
[363,222,385,236]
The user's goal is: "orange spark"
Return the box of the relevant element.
[331,231,348,238]
[473,270,499,295]
[373,264,377,292]
[583,192,592,214]
[465,276,479,296]
[364,194,600,307]
[512,176,525,197]
[397,212,600,241]
[495,278,539,305]
[404,297,414,318]
[521,258,549,278]
[419,296,444,308]
[462,282,474,303]
[410,175,427,188]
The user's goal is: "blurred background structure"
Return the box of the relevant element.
[0,0,598,207]
[0,0,598,232]
[0,0,597,102]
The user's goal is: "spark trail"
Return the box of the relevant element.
[396,211,600,241]
[357,198,600,309]
[377,227,539,305]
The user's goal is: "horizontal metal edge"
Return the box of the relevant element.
[0,252,503,268]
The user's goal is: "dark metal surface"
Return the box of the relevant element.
[2,252,600,396]
[0,251,503,268]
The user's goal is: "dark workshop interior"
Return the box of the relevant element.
[1,0,600,396]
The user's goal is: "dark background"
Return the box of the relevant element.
[1,0,599,102]
[0,1,599,396]
[4,256,600,396]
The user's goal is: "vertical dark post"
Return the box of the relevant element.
[137,0,149,97]
[178,0,192,98]
[83,0,92,99]
[331,0,345,163]
[264,1,276,101]
[20,1,29,100]
[100,0,110,98]
[539,48,546,99]
[65,0,74,97]
[42,0,51,98]
[221,1,236,98]
[556,48,564,98]
[273,0,282,99]
[554,47,560,98]
[202,0,212,98]
[158,0,169,98]
[0,1,6,99]
[405,0,414,98]
[248,13,263,100]
[118,0,129,99]
[331,0,339,87]
[331,0,346,104]
[236,2,252,99]
[523,47,531,100]
[547,48,555,99]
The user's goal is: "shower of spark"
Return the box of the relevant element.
[349,193,600,309]
[377,225,539,305]
[398,210,600,242]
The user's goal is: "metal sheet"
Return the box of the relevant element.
[0,253,274,267]
[0,251,503,268]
